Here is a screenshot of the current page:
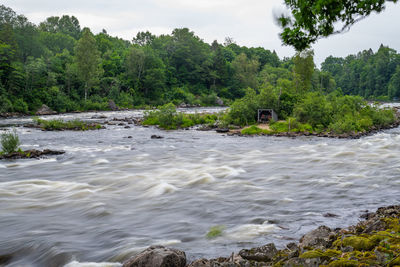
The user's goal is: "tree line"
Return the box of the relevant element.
[0,5,399,115]
[321,45,400,100]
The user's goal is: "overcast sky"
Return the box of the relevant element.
[3,0,400,66]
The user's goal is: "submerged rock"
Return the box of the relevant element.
[215,128,229,133]
[122,246,186,267]
[151,135,164,139]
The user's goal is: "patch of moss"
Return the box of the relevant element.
[206,225,225,239]
[342,236,376,251]
[327,259,359,267]
[300,249,341,259]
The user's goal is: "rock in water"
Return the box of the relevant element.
[108,100,118,111]
[35,104,57,115]
[151,135,164,139]
[122,246,186,267]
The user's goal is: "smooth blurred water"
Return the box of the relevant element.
[1,109,400,266]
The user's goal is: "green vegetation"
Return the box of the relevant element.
[226,87,397,135]
[206,225,225,239]
[322,45,400,100]
[142,103,219,130]
[0,5,397,136]
[279,0,398,51]
[241,125,270,135]
[0,129,20,154]
[33,117,102,131]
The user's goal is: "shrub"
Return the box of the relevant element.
[33,118,101,131]
[1,129,20,154]
[293,92,333,127]
[143,103,219,130]
[241,125,271,135]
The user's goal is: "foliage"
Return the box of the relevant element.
[75,28,102,101]
[321,46,400,100]
[206,225,225,239]
[241,125,271,135]
[293,92,333,128]
[0,128,20,154]
[143,103,218,130]
[278,0,398,51]
[33,117,102,131]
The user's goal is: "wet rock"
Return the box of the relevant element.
[323,213,339,218]
[284,257,320,267]
[108,100,118,111]
[187,258,211,267]
[151,135,164,139]
[178,103,188,108]
[0,149,65,160]
[0,254,12,265]
[35,104,57,115]
[118,123,125,126]
[127,136,133,138]
[91,114,107,119]
[216,128,229,133]
[124,126,131,129]
[299,225,333,249]
[122,245,186,267]
[239,243,278,262]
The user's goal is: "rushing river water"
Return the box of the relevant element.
[1,108,400,267]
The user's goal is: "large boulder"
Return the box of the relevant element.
[35,104,57,115]
[216,97,224,106]
[122,246,186,267]
[299,225,333,249]
[109,100,118,111]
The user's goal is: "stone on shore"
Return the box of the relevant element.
[239,243,278,262]
[299,225,334,249]
[122,246,186,267]
[109,100,118,111]
[35,104,57,115]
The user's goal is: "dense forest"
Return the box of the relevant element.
[321,46,400,100]
[0,4,400,115]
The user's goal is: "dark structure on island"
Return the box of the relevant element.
[257,109,278,123]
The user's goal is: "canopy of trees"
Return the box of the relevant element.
[279,0,398,51]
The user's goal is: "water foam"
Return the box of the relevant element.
[64,261,121,267]
[225,222,279,240]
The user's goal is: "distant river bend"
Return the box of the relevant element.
[0,107,399,267]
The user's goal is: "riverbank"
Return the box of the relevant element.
[122,205,400,266]
[225,118,400,139]
[0,149,65,160]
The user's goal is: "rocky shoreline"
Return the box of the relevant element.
[224,119,400,139]
[0,149,65,160]
[122,205,400,267]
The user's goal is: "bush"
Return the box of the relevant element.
[143,103,219,130]
[293,92,333,127]
[33,118,101,131]
[1,129,20,154]
[241,125,271,135]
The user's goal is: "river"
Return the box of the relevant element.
[1,108,400,267]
